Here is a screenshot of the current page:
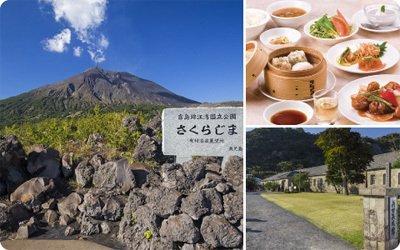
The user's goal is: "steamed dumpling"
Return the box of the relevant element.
[272,56,292,70]
[287,50,307,65]
[292,61,313,71]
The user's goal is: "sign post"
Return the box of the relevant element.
[162,107,243,163]
[360,163,400,250]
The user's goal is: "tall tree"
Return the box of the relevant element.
[292,172,310,192]
[315,128,373,195]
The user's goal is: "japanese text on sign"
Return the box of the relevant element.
[162,107,243,157]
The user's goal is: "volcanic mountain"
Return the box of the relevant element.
[0,67,199,125]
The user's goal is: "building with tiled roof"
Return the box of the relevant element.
[264,151,399,193]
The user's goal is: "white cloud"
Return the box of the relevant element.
[88,49,105,63]
[73,46,82,57]
[41,0,107,42]
[99,34,109,49]
[42,28,71,53]
[40,0,109,63]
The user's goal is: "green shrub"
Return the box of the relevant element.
[0,107,162,161]
[393,158,400,169]
[144,230,153,240]
[264,181,279,191]
[292,172,310,192]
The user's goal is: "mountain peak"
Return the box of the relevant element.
[0,68,199,125]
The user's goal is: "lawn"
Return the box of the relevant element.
[261,192,363,249]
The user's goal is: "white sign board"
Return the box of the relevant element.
[162,107,243,157]
[389,196,398,240]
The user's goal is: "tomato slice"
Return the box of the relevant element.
[331,16,350,36]
[380,90,398,107]
[336,10,349,27]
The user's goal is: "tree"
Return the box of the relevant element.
[277,161,295,172]
[264,181,279,191]
[393,158,400,169]
[292,172,310,192]
[378,133,400,151]
[250,165,268,179]
[315,128,373,195]
[325,168,344,194]
[246,176,259,192]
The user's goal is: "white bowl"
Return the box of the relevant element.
[266,1,312,28]
[260,28,301,50]
[263,101,314,125]
[364,4,399,26]
[246,8,269,41]
[304,18,359,46]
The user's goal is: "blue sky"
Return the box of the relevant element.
[0,0,243,102]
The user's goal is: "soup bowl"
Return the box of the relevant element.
[263,100,314,125]
[266,0,312,28]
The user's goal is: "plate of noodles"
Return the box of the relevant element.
[326,39,399,74]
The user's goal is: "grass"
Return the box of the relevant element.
[261,192,363,249]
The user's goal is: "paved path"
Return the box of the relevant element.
[246,193,355,250]
[1,240,113,250]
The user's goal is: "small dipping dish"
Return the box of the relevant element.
[260,28,301,50]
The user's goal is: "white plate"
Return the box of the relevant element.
[303,17,358,46]
[352,10,400,33]
[326,39,399,74]
[260,28,301,50]
[258,70,336,102]
[338,74,400,125]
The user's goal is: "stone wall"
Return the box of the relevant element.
[366,169,400,188]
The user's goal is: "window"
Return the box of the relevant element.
[383,173,386,185]
[313,179,316,186]
[398,173,400,185]
[370,174,376,185]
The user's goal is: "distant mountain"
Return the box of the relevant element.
[247,128,399,178]
[0,67,199,125]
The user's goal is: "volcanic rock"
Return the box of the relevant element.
[75,160,95,187]
[61,153,75,178]
[134,134,162,162]
[44,209,59,227]
[223,192,243,224]
[57,192,82,218]
[16,217,38,239]
[200,214,242,248]
[26,146,61,178]
[10,177,55,204]
[92,159,135,194]
[160,213,200,243]
[222,156,243,190]
[102,197,123,221]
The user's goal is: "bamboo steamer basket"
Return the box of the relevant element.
[265,46,327,100]
[246,41,268,87]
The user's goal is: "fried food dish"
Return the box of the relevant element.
[351,81,400,121]
[339,42,387,71]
